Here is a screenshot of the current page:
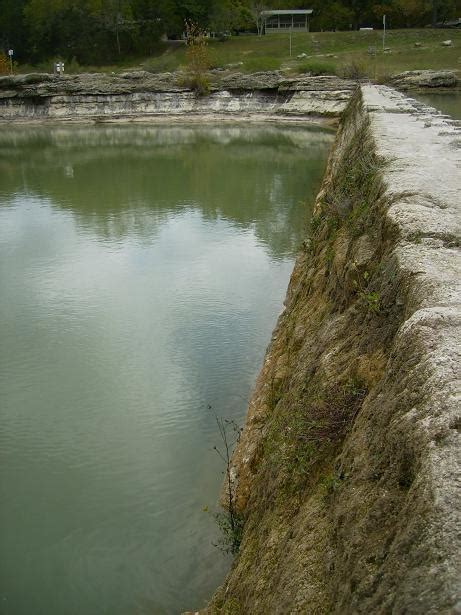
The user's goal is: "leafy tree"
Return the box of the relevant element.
[130,0,169,54]
[343,0,375,27]
[435,0,461,24]
[392,0,429,28]
[7,0,461,65]
[209,0,249,34]
[310,0,354,30]
[91,0,134,55]
[248,1,268,36]
[175,0,214,26]
[0,0,29,58]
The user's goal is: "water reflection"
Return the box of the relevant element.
[0,124,332,257]
[0,124,332,615]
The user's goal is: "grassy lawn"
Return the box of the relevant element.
[142,28,461,80]
[17,28,461,80]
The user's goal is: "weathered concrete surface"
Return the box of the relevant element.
[0,71,354,122]
[199,86,461,614]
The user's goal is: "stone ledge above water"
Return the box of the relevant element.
[390,69,460,90]
[199,84,461,614]
[0,71,355,122]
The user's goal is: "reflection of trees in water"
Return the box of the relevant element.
[0,125,332,258]
[0,124,334,150]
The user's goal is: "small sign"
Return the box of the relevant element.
[8,49,13,57]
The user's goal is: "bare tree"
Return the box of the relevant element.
[249,1,267,36]
[213,415,244,554]
[96,0,134,56]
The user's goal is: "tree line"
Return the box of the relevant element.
[0,0,459,65]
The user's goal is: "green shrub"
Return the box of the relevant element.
[0,53,10,75]
[184,20,211,95]
[321,99,386,231]
[181,72,211,96]
[214,510,245,555]
[265,377,367,493]
[212,415,245,555]
[353,270,381,313]
[340,60,369,80]
[66,57,82,74]
[297,59,337,76]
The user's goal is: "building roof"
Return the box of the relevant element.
[261,10,313,16]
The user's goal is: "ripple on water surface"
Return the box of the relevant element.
[0,124,333,615]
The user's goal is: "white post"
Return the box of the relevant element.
[290,14,294,57]
[383,14,386,51]
[8,49,13,75]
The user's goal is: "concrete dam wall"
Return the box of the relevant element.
[3,71,459,612]
[203,85,460,614]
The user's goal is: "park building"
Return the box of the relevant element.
[261,9,313,34]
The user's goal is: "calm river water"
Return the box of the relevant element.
[412,91,461,120]
[0,123,332,615]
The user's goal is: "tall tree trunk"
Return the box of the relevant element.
[116,0,121,56]
[116,18,121,54]
[432,0,438,27]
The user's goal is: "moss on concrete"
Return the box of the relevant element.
[198,86,461,614]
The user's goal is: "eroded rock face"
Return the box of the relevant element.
[0,71,187,97]
[0,71,355,121]
[201,86,461,614]
[390,69,458,89]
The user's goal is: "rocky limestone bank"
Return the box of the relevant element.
[390,69,460,90]
[0,71,354,122]
[198,86,460,614]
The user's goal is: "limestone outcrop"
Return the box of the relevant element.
[390,69,459,90]
[0,71,355,121]
[201,86,461,614]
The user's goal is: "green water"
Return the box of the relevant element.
[0,123,332,615]
[412,91,461,120]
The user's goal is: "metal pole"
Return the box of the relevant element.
[8,50,13,75]
[290,14,294,57]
